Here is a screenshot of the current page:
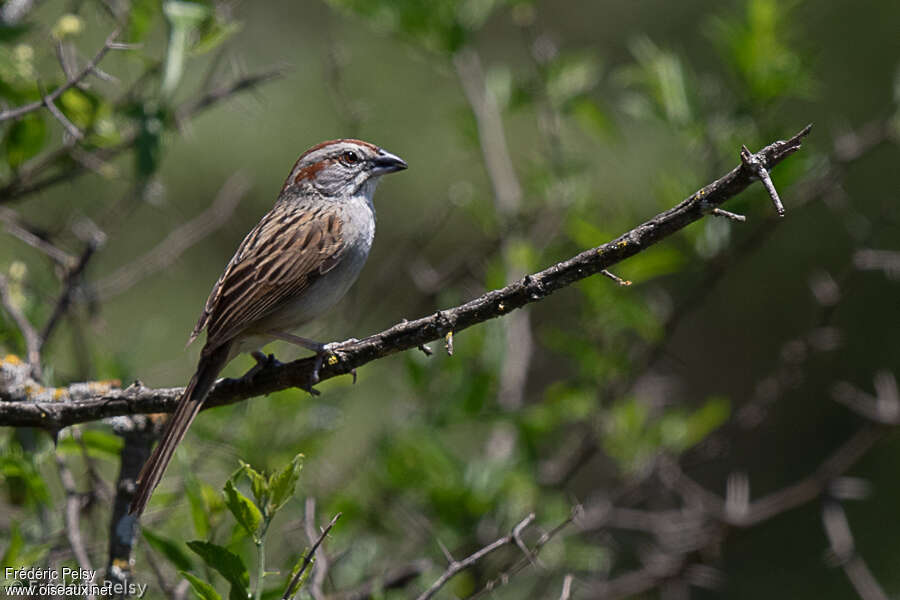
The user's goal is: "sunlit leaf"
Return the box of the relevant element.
[186,540,249,600]
[222,479,262,537]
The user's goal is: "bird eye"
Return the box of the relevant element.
[341,151,360,165]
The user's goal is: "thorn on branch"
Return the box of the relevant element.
[601,269,632,286]
[711,207,747,222]
[417,344,433,357]
[741,144,785,217]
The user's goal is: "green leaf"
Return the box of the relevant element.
[267,453,303,513]
[4,113,46,168]
[143,529,195,572]
[186,540,249,600]
[236,461,268,507]
[222,480,262,537]
[181,572,222,600]
[185,478,210,539]
[1,523,23,566]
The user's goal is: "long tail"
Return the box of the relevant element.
[130,343,231,517]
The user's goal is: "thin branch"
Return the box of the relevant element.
[0,125,813,428]
[416,514,535,600]
[0,274,41,377]
[0,28,121,123]
[330,560,430,600]
[39,232,104,352]
[0,68,285,204]
[0,207,75,266]
[283,513,341,600]
[822,501,889,600]
[55,446,97,600]
[304,498,330,600]
[92,172,250,300]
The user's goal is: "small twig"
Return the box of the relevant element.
[601,270,632,286]
[822,501,889,600]
[512,512,539,568]
[55,446,97,600]
[0,207,75,266]
[0,274,41,378]
[283,513,341,600]
[38,82,84,140]
[417,343,433,357]
[444,331,454,356]
[741,142,789,216]
[304,498,330,600]
[711,207,747,222]
[39,233,104,352]
[559,574,574,600]
[416,514,535,600]
[0,28,122,123]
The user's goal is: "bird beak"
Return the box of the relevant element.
[370,149,408,175]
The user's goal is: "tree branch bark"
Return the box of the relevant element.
[0,125,811,430]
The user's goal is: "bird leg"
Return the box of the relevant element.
[265,331,358,387]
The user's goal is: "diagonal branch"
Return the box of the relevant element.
[0,28,122,123]
[0,125,812,429]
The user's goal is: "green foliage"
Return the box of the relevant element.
[3,113,46,168]
[602,396,730,472]
[57,429,124,460]
[186,541,250,600]
[223,480,263,538]
[181,572,223,600]
[0,436,49,508]
[143,529,196,572]
[324,0,513,54]
[708,0,814,104]
[152,454,307,600]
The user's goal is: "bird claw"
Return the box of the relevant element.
[244,351,282,379]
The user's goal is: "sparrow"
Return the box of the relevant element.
[130,139,407,516]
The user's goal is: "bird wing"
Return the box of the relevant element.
[189,201,344,350]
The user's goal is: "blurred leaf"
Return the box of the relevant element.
[186,540,249,600]
[546,53,601,108]
[193,20,242,55]
[267,453,303,513]
[1,523,23,567]
[572,98,612,139]
[181,572,223,600]
[3,113,46,168]
[0,25,32,44]
[222,479,262,537]
[617,36,692,125]
[51,14,84,40]
[57,429,123,459]
[58,88,99,130]
[0,440,49,507]
[708,0,814,103]
[143,528,195,572]
[128,0,159,42]
[325,0,510,54]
